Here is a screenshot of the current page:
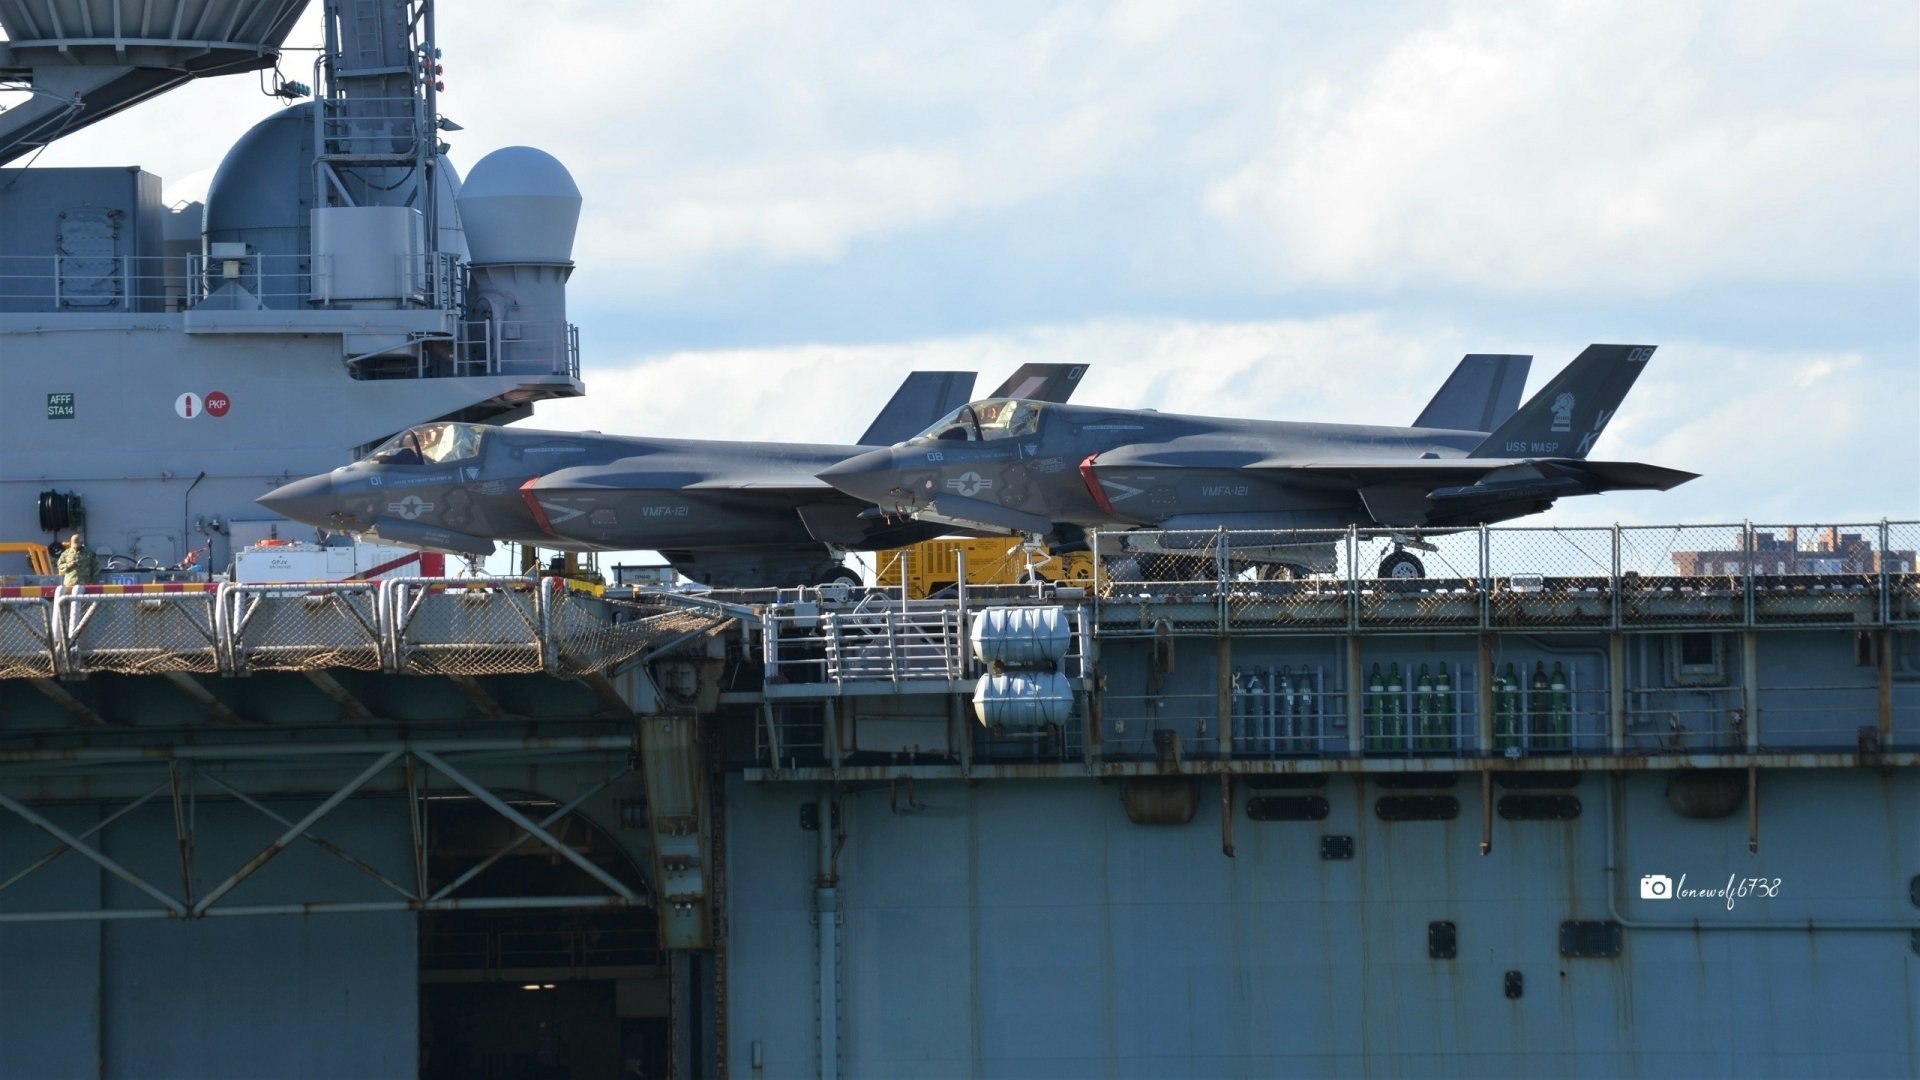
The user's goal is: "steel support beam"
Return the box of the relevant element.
[446,674,505,719]
[413,749,640,904]
[0,780,167,894]
[0,790,185,915]
[304,670,375,722]
[639,713,713,949]
[0,895,640,924]
[427,766,632,902]
[28,677,114,728]
[199,770,417,901]
[190,750,402,915]
[0,735,633,766]
[163,671,247,726]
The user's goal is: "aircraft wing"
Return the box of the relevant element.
[1235,456,1696,527]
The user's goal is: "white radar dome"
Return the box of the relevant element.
[457,146,582,266]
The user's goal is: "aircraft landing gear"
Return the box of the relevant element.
[1379,549,1426,579]
[819,565,863,588]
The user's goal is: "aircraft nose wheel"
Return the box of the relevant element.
[1379,550,1426,579]
[819,566,863,588]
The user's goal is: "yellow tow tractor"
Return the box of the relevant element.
[874,537,1093,599]
[514,545,607,596]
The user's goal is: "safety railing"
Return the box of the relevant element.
[225,581,384,673]
[0,252,467,314]
[822,606,964,683]
[454,317,582,381]
[0,594,58,679]
[761,591,1095,687]
[1091,521,1920,635]
[385,577,547,675]
[0,578,728,681]
[57,584,224,676]
[1624,687,1748,753]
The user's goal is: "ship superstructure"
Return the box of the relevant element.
[0,0,584,572]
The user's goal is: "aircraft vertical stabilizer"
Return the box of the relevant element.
[859,372,977,446]
[1414,354,1532,432]
[987,363,1089,404]
[1469,345,1656,460]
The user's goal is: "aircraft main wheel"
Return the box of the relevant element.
[1379,551,1426,579]
[819,566,862,588]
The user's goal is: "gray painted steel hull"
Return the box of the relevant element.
[726,772,1918,1078]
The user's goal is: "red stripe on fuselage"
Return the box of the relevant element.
[1078,453,1116,516]
[520,478,557,535]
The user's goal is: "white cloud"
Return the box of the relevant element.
[1205,0,1919,292]
[13,0,1912,304]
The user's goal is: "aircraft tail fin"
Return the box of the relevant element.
[1414,354,1532,431]
[1469,345,1656,459]
[987,363,1088,403]
[858,371,977,446]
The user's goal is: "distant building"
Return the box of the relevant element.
[1673,526,1916,576]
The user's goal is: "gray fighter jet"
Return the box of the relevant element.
[257,365,1087,586]
[818,345,1694,578]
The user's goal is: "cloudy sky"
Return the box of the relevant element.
[18,0,1920,534]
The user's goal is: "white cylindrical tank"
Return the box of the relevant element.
[972,672,1074,730]
[969,606,1070,667]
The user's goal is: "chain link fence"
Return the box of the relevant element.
[1094,529,1232,635]
[58,587,223,675]
[1890,521,1920,624]
[226,583,383,673]
[1222,530,1354,633]
[1485,527,1614,629]
[1091,522,1920,635]
[387,579,546,676]
[1749,522,1897,628]
[1354,530,1485,631]
[0,595,57,679]
[1614,523,1747,629]
[546,589,729,674]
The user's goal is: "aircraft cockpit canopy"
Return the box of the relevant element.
[913,399,1045,443]
[363,423,487,466]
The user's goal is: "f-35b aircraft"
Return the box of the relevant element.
[818,345,1694,578]
[258,365,1087,587]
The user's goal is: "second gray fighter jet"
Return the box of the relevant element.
[818,345,1694,577]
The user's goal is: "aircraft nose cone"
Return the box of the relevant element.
[818,449,902,503]
[257,473,341,528]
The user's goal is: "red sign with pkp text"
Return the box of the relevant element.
[205,391,231,417]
